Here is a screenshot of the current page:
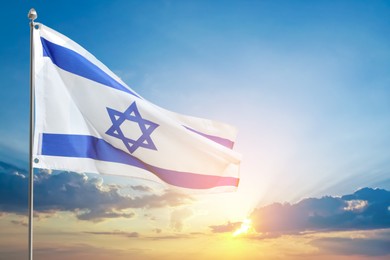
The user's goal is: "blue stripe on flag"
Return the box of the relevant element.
[184,126,234,149]
[41,133,239,189]
[40,38,235,150]
[40,37,141,99]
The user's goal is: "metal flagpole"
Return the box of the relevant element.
[28,8,37,260]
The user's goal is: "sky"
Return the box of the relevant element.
[0,0,390,259]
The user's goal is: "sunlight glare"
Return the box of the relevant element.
[232,218,252,237]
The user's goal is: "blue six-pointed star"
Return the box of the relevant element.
[105,101,159,154]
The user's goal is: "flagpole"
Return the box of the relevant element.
[28,8,37,260]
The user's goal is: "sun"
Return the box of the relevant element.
[232,218,252,237]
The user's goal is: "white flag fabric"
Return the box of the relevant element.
[32,24,241,192]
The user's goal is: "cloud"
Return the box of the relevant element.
[170,208,193,231]
[10,219,27,227]
[0,161,193,222]
[76,210,135,222]
[85,231,140,238]
[85,229,196,241]
[85,230,198,241]
[250,187,390,234]
[153,228,162,234]
[131,185,153,192]
[209,221,241,233]
[0,161,28,214]
[145,234,192,240]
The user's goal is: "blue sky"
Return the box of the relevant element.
[0,1,390,259]
[2,0,390,198]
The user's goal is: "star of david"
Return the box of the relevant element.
[105,101,159,154]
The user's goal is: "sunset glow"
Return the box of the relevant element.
[232,218,252,237]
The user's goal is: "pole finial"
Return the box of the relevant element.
[28,8,37,21]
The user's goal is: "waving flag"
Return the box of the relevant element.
[32,24,241,191]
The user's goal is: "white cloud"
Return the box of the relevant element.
[343,200,368,211]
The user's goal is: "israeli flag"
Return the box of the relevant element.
[32,24,241,192]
